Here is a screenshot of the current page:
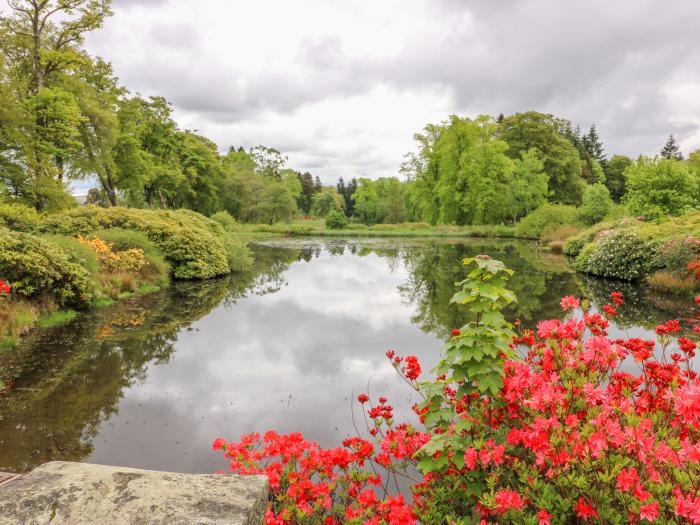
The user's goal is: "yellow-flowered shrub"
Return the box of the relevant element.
[77,236,146,273]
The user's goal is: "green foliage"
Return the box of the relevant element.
[578,182,614,225]
[210,210,238,232]
[660,134,683,160]
[603,155,632,202]
[41,233,100,275]
[311,187,344,217]
[324,210,347,230]
[222,234,253,273]
[514,204,580,238]
[0,228,95,307]
[498,111,586,205]
[36,310,78,329]
[0,202,40,231]
[403,115,549,226]
[37,206,241,279]
[415,256,516,479]
[92,228,171,279]
[625,157,697,218]
[562,229,597,257]
[651,237,700,276]
[575,228,659,280]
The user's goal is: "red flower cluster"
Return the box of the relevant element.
[0,280,10,295]
[402,355,421,381]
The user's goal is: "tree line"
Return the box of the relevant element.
[1,1,698,225]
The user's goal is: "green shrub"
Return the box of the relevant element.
[325,210,347,230]
[0,228,95,307]
[211,210,238,232]
[0,202,40,232]
[577,183,614,225]
[93,228,171,282]
[514,204,580,238]
[575,228,659,280]
[37,206,243,279]
[223,233,253,272]
[40,234,100,275]
[539,225,583,244]
[562,230,596,256]
[651,237,700,276]
[289,224,315,235]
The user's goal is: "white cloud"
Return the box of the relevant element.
[77,0,700,183]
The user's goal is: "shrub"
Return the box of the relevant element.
[37,206,240,279]
[40,234,100,275]
[288,224,315,236]
[651,237,700,276]
[514,204,580,239]
[0,228,94,307]
[540,225,583,244]
[0,203,40,232]
[77,235,146,273]
[92,229,170,280]
[562,229,596,256]
[222,233,253,272]
[210,210,238,232]
[575,228,659,280]
[577,182,614,225]
[325,210,348,230]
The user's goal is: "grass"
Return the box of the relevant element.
[36,310,78,329]
[233,220,519,239]
[646,271,698,295]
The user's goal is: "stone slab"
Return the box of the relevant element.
[0,472,17,486]
[0,461,268,525]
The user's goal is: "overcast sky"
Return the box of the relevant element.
[83,0,700,184]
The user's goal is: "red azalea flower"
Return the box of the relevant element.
[603,304,617,317]
[357,394,369,404]
[611,291,624,305]
[639,501,659,522]
[451,329,461,337]
[560,295,580,311]
[575,499,599,521]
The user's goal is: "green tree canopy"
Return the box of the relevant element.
[498,111,585,205]
[625,157,696,218]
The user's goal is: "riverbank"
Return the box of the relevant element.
[233,219,519,239]
[0,205,252,350]
[235,213,700,297]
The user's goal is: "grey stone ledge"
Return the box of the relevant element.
[0,461,268,525]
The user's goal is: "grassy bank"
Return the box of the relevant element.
[0,204,253,349]
[232,219,519,239]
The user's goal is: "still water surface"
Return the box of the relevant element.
[0,238,692,474]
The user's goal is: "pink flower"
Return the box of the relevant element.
[640,500,659,522]
[493,488,526,514]
[575,499,599,521]
[560,295,580,311]
[537,509,552,525]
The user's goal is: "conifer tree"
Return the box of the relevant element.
[660,134,683,160]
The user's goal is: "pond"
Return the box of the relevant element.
[0,238,693,474]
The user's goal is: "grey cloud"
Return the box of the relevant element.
[88,0,700,179]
